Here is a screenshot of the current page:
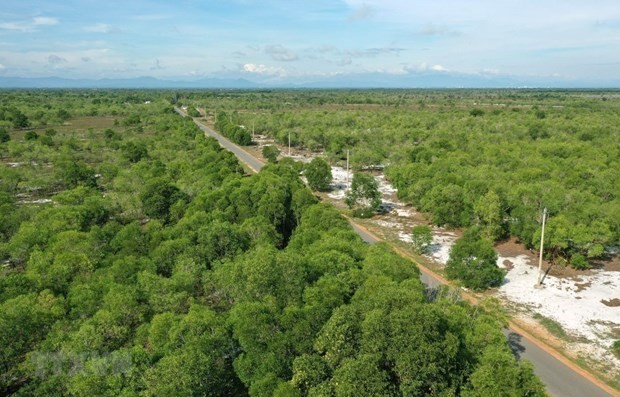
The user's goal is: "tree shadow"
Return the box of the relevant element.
[505,330,526,359]
[539,262,555,285]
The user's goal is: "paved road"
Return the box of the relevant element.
[175,107,264,173]
[178,108,616,397]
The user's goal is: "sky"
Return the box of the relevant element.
[1,0,619,85]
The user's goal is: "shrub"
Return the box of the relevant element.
[446,229,504,290]
[570,254,590,270]
[24,131,39,141]
[411,225,433,254]
[0,128,9,143]
[262,145,280,163]
[613,340,620,359]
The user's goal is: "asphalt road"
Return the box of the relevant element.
[178,108,616,397]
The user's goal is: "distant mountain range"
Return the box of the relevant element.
[0,76,259,89]
[0,73,618,89]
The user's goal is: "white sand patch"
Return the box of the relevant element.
[498,254,620,366]
[398,231,413,244]
[395,207,415,218]
[328,166,351,199]
[375,220,400,229]
[425,232,458,265]
[328,190,346,200]
[283,153,313,163]
[18,199,53,205]
[375,174,398,195]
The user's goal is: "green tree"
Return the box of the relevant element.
[57,159,98,188]
[121,141,148,163]
[140,178,187,222]
[187,106,201,117]
[0,127,9,143]
[11,109,30,129]
[474,190,504,241]
[263,145,281,163]
[331,355,392,397]
[446,229,504,290]
[25,130,39,141]
[304,157,332,192]
[421,184,466,227]
[345,173,380,210]
[411,225,433,254]
[464,346,546,396]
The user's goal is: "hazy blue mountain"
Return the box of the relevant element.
[0,73,617,89]
[0,76,259,89]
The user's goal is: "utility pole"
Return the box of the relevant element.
[288,131,291,156]
[346,149,350,187]
[214,109,217,123]
[252,118,255,143]
[536,207,548,287]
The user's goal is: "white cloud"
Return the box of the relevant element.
[83,23,115,33]
[33,17,58,26]
[419,23,459,37]
[431,64,449,72]
[265,45,298,62]
[0,16,58,32]
[403,63,450,73]
[348,4,376,21]
[481,68,500,75]
[242,63,286,76]
[0,63,5,72]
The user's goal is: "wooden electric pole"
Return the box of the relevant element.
[346,149,350,187]
[536,207,548,287]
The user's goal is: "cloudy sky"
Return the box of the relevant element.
[1,0,619,85]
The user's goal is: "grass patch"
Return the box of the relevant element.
[613,340,620,359]
[533,313,569,340]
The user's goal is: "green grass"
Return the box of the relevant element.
[533,313,569,340]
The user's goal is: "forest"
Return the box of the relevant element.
[183,89,619,268]
[0,90,545,396]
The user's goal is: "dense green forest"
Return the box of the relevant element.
[0,91,544,396]
[182,89,619,268]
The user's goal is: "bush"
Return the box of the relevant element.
[24,130,39,141]
[0,128,9,143]
[262,145,280,163]
[140,178,187,222]
[187,107,201,117]
[613,340,620,359]
[351,207,374,218]
[411,225,433,254]
[446,229,504,290]
[570,254,590,270]
[122,141,148,163]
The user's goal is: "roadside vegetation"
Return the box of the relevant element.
[185,89,618,271]
[0,90,545,396]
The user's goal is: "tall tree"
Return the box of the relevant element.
[304,158,332,192]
